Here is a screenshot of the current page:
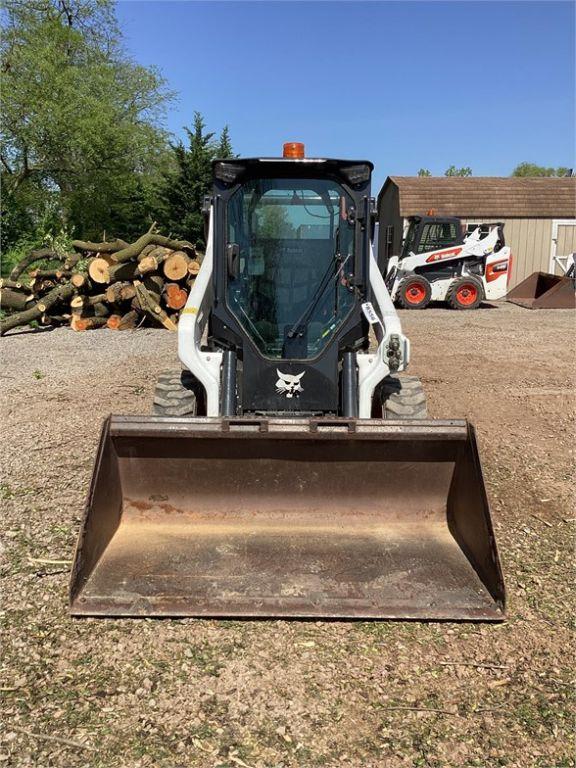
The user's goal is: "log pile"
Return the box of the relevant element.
[0,230,202,336]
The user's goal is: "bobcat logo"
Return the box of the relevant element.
[275,369,305,398]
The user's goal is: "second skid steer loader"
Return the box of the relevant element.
[70,143,505,621]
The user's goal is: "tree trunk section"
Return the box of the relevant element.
[1,288,35,311]
[0,282,76,335]
[70,315,108,331]
[133,280,177,331]
[112,234,194,264]
[88,256,115,284]
[163,251,191,281]
[72,238,129,254]
[9,248,67,280]
[164,283,188,310]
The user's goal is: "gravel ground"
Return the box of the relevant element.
[1,302,574,768]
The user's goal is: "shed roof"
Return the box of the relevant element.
[380,176,576,218]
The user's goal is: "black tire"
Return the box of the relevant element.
[396,275,432,310]
[373,374,428,419]
[153,368,205,417]
[446,276,483,310]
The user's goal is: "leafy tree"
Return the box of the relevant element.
[445,165,473,177]
[258,205,294,240]
[159,113,234,246]
[417,168,432,177]
[1,0,173,246]
[511,162,571,177]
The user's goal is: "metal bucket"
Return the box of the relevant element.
[507,272,575,309]
[70,417,505,620]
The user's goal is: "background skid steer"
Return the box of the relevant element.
[70,143,506,620]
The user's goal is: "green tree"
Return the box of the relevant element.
[217,126,234,158]
[511,162,571,177]
[258,205,294,240]
[444,165,473,177]
[1,0,173,245]
[417,168,432,177]
[159,113,234,246]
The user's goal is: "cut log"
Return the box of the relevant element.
[106,314,122,330]
[133,280,177,331]
[105,282,136,303]
[0,279,27,290]
[29,269,72,280]
[164,283,188,311]
[107,260,139,283]
[142,274,164,294]
[138,245,170,263]
[0,282,76,335]
[137,255,161,276]
[136,244,157,262]
[70,273,91,290]
[70,315,108,332]
[117,310,139,330]
[9,248,66,280]
[63,253,81,270]
[71,238,129,254]
[187,259,201,277]
[163,251,191,281]
[88,256,115,284]
[0,288,35,312]
[112,234,195,264]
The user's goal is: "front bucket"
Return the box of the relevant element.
[70,417,505,620]
[507,272,575,309]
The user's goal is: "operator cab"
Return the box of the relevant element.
[206,143,375,415]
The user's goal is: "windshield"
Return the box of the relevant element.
[226,177,356,359]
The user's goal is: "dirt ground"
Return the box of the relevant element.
[1,302,574,768]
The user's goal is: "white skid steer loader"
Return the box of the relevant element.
[385,217,512,309]
[70,144,505,621]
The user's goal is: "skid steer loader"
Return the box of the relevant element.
[70,143,505,620]
[384,217,511,310]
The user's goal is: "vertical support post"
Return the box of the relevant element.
[221,350,237,416]
[342,351,358,418]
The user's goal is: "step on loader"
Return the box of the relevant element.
[70,143,506,620]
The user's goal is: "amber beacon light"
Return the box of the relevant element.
[283,142,305,159]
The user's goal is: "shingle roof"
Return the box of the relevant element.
[381,176,576,218]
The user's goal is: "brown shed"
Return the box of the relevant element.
[377,176,576,287]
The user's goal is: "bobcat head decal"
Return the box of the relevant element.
[275,369,305,398]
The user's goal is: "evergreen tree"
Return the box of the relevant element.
[160,113,234,246]
[217,126,234,158]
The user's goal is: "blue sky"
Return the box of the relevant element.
[117,1,575,190]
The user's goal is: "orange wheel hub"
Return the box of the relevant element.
[405,284,427,305]
[456,283,478,306]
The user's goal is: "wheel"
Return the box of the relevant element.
[446,276,483,310]
[152,368,206,416]
[372,374,428,419]
[396,276,431,309]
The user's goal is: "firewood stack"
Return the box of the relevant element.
[0,230,202,336]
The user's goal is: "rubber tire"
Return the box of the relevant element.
[153,368,205,417]
[374,374,428,419]
[446,276,483,310]
[396,275,432,310]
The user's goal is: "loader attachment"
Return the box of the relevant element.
[507,271,575,309]
[70,417,505,620]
